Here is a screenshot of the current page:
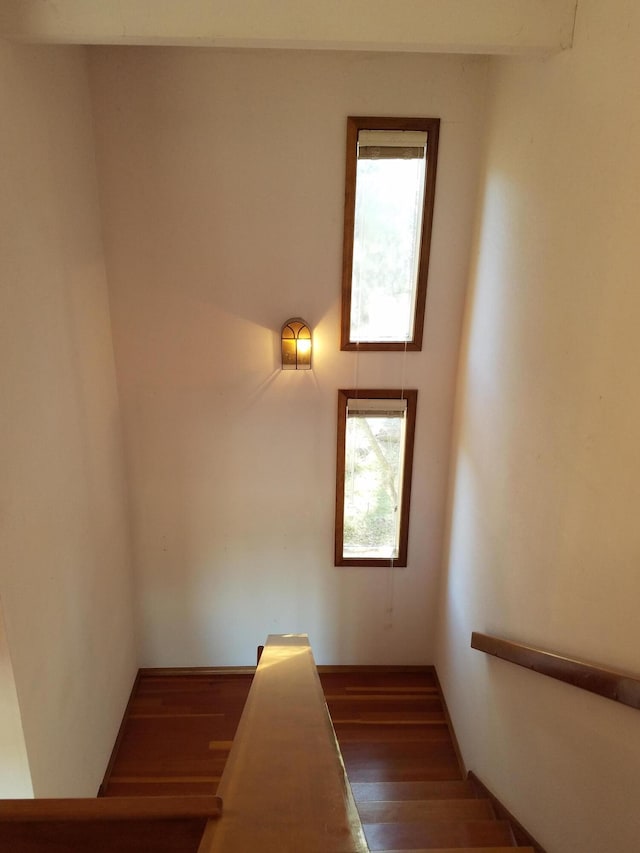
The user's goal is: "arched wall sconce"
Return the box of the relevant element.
[281,318,312,370]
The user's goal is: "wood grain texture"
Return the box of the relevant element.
[5,662,549,852]
[95,660,540,850]
[322,668,529,851]
[101,672,252,797]
[199,635,368,853]
[471,631,640,711]
[0,796,221,822]
[378,848,534,853]
[363,818,514,850]
[0,796,220,853]
[356,797,494,822]
[0,818,208,853]
[350,780,476,802]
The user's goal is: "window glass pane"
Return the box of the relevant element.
[335,389,417,567]
[340,118,440,351]
[350,153,426,343]
[343,411,406,559]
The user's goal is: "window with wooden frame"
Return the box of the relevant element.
[340,117,440,351]
[335,389,417,567]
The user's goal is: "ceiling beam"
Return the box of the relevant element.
[0,0,577,55]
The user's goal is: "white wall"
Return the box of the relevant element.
[89,47,488,665]
[436,2,640,851]
[0,41,137,795]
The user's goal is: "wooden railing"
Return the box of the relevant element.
[1,635,366,853]
[0,794,221,853]
[471,631,640,711]
[197,633,368,853]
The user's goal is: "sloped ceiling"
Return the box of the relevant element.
[0,0,577,55]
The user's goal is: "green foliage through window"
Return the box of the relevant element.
[343,414,403,558]
[335,390,418,567]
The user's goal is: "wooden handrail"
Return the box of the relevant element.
[198,634,368,853]
[0,795,221,822]
[471,632,640,711]
[0,793,221,853]
[3,637,367,852]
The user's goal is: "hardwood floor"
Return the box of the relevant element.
[101,672,253,797]
[101,667,535,851]
[320,669,532,852]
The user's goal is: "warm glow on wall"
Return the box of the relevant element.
[281,319,312,370]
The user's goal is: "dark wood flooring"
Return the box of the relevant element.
[101,667,534,851]
[102,672,252,797]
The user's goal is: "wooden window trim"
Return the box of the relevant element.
[335,389,418,568]
[340,116,440,352]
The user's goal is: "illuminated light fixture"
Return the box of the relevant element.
[281,318,312,370]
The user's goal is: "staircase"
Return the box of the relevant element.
[99,665,540,852]
[320,668,535,853]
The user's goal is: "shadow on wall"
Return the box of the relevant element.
[0,598,33,797]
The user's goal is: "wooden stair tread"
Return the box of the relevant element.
[335,723,449,743]
[343,743,463,783]
[325,694,440,702]
[363,818,515,850]
[358,798,495,822]
[333,717,447,726]
[101,667,538,853]
[102,673,251,797]
[344,686,439,695]
[326,698,445,717]
[332,712,446,723]
[319,672,438,692]
[341,741,458,759]
[347,766,463,783]
[351,781,476,802]
[377,848,533,853]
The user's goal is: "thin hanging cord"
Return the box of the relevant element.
[346,340,361,512]
[384,339,410,629]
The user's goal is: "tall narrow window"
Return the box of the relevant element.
[335,389,417,567]
[341,117,440,351]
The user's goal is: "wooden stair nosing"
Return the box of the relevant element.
[334,724,450,744]
[351,780,477,802]
[346,768,464,783]
[376,848,535,853]
[341,740,460,759]
[333,717,447,727]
